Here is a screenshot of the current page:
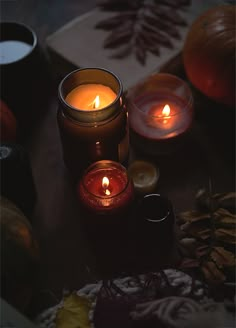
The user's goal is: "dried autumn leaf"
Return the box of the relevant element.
[154,0,190,8]
[217,192,236,213]
[149,5,188,26]
[110,45,132,59]
[201,261,226,284]
[215,228,236,245]
[55,294,92,328]
[104,29,132,49]
[214,208,236,229]
[211,247,236,268]
[177,210,210,223]
[97,0,140,11]
[96,0,190,64]
[181,223,211,240]
[195,245,209,258]
[178,189,236,285]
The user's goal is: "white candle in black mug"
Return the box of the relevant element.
[0,40,32,64]
[0,22,50,138]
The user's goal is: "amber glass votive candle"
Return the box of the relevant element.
[78,160,134,216]
[128,73,194,155]
[58,68,129,179]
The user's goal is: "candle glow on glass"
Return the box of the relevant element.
[65,84,117,110]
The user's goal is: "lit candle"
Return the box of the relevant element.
[58,68,129,179]
[128,73,194,155]
[65,84,117,110]
[131,93,192,139]
[149,104,174,129]
[78,160,134,215]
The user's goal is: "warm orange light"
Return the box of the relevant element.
[162,104,171,124]
[93,95,100,109]
[102,176,111,196]
[162,104,171,117]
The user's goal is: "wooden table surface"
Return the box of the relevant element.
[1,0,235,316]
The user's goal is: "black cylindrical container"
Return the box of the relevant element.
[57,68,129,180]
[0,22,51,137]
[135,193,175,270]
[0,143,36,219]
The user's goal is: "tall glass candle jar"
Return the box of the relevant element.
[78,160,134,276]
[58,68,129,180]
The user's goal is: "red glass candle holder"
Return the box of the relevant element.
[78,160,134,217]
[58,68,129,180]
[128,73,194,155]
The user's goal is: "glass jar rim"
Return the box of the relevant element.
[128,73,193,117]
[58,67,123,115]
[80,160,131,199]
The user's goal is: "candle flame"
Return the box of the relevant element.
[102,176,111,196]
[93,95,100,109]
[162,104,171,124]
[162,104,171,117]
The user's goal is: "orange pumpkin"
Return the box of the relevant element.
[183,5,235,108]
[0,100,17,141]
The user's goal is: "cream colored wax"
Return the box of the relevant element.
[66,84,117,110]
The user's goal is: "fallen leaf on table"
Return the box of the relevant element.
[214,208,236,228]
[195,245,209,258]
[215,228,236,244]
[177,189,236,285]
[178,210,210,223]
[181,222,211,240]
[55,293,92,328]
[217,192,236,214]
[201,261,226,284]
[211,247,236,267]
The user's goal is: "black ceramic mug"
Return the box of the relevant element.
[135,193,176,270]
[0,22,51,138]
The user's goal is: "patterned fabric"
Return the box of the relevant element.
[36,269,219,328]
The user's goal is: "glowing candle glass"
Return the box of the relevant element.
[128,73,194,155]
[58,68,129,179]
[78,160,134,215]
